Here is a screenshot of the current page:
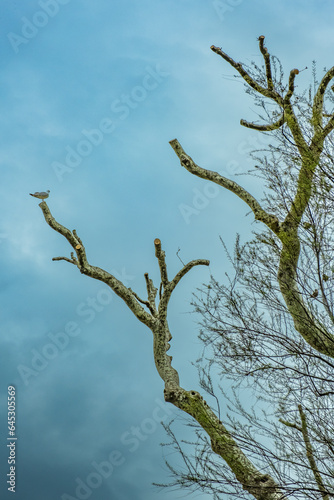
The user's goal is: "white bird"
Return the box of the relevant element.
[29,190,50,201]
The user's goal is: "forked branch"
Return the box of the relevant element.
[36,200,284,500]
[170,36,334,359]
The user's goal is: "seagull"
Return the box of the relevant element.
[29,190,50,201]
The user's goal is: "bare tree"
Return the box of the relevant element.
[34,36,334,499]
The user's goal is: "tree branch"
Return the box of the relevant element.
[169,138,280,234]
[164,387,283,500]
[39,201,155,329]
[312,66,334,133]
[258,35,274,91]
[52,255,78,265]
[129,286,156,315]
[279,418,302,432]
[240,115,284,131]
[320,113,334,141]
[144,272,158,315]
[284,69,299,104]
[211,37,308,156]
[210,44,281,102]
[37,199,284,500]
[154,238,169,287]
[298,405,330,500]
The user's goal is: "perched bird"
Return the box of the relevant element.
[310,289,318,298]
[29,190,50,201]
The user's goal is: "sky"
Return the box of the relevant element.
[1,1,334,499]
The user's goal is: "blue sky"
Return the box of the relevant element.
[1,1,334,499]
